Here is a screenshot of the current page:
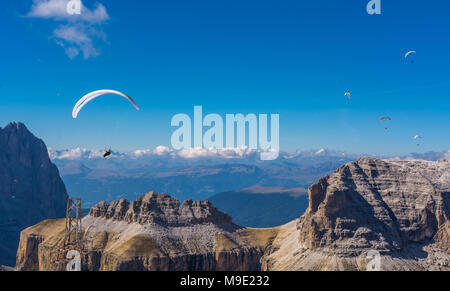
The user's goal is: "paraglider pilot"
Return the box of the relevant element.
[103,148,112,158]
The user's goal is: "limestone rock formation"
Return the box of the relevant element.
[0,122,68,266]
[88,191,233,226]
[263,158,450,270]
[16,192,277,271]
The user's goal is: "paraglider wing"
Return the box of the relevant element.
[379,117,391,130]
[344,92,351,104]
[405,51,417,58]
[72,89,140,118]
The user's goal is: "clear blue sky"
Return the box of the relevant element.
[0,0,449,154]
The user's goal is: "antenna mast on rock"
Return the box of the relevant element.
[63,197,83,249]
[51,197,85,270]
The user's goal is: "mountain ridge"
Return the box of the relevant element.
[15,157,450,270]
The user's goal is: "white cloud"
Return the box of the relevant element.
[54,25,99,59]
[48,147,104,160]
[49,146,450,163]
[27,0,109,22]
[27,0,69,18]
[131,146,173,158]
[51,146,265,161]
[154,146,172,155]
[177,147,258,159]
[26,0,109,59]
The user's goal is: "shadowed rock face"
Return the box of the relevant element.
[0,122,68,266]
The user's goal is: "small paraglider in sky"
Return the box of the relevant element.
[379,116,391,130]
[344,92,351,104]
[405,50,416,63]
[414,135,423,146]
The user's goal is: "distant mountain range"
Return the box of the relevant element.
[49,147,361,207]
[49,147,450,208]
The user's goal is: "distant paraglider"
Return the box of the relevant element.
[72,89,140,119]
[103,148,112,158]
[344,92,351,104]
[414,135,423,146]
[405,51,417,63]
[379,116,391,130]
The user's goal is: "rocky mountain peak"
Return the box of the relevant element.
[89,191,234,226]
[3,121,27,130]
[298,157,450,255]
[0,122,68,266]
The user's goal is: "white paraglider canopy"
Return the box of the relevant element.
[72,89,140,118]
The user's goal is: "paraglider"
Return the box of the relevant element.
[379,117,391,130]
[405,51,416,63]
[72,90,140,159]
[103,148,112,158]
[72,89,140,119]
[344,92,351,104]
[414,135,423,146]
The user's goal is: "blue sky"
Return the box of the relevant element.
[0,0,449,154]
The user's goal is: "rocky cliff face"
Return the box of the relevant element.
[89,192,233,226]
[15,158,450,271]
[0,122,68,266]
[263,158,450,270]
[16,192,277,271]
